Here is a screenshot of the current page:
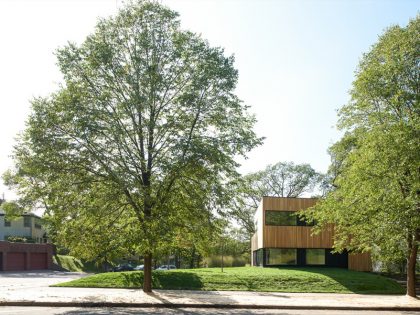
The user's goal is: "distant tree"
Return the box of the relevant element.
[3,0,261,292]
[230,162,322,239]
[301,17,419,297]
[0,200,23,221]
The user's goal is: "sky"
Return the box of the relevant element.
[0,0,418,200]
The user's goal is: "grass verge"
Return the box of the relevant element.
[53,267,404,294]
[53,254,101,272]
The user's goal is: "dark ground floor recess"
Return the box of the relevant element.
[252,248,348,268]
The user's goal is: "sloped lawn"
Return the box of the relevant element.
[53,267,404,294]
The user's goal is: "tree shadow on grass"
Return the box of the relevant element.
[120,271,205,290]
[153,271,205,290]
[271,267,405,295]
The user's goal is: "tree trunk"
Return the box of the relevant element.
[406,235,418,297]
[190,247,195,269]
[221,240,224,273]
[142,171,153,292]
[143,253,152,292]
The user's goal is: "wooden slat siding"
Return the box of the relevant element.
[264,225,334,248]
[263,197,334,248]
[264,226,297,247]
[263,196,318,212]
[348,253,372,271]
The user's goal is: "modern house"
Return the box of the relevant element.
[251,196,371,271]
[0,198,53,271]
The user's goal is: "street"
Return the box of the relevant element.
[0,307,419,315]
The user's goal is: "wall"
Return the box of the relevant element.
[0,241,53,271]
[255,201,264,249]
[262,197,326,248]
[349,252,372,272]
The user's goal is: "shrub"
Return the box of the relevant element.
[6,236,36,243]
[204,255,247,267]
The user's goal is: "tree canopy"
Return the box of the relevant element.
[301,16,419,297]
[3,0,261,291]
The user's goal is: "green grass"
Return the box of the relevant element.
[52,255,101,273]
[53,267,404,294]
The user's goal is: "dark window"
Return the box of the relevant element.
[34,218,42,229]
[266,248,297,265]
[4,219,11,227]
[24,216,31,227]
[253,249,263,266]
[306,249,325,265]
[265,210,296,226]
[297,216,316,226]
[325,250,348,268]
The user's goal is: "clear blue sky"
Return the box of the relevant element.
[0,0,418,199]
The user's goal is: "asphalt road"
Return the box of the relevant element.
[0,308,419,315]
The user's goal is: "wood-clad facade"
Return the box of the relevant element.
[251,196,371,271]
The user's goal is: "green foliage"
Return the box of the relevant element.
[230,161,322,238]
[3,0,261,269]
[204,255,248,267]
[53,254,103,273]
[301,16,419,270]
[53,255,85,272]
[0,201,24,221]
[6,236,36,243]
[53,267,404,294]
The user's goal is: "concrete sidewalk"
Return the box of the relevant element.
[0,271,419,310]
[1,289,420,311]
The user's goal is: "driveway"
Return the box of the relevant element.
[0,270,86,288]
[0,270,87,300]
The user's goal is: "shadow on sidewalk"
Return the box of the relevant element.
[57,307,284,315]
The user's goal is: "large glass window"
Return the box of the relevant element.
[4,219,11,227]
[265,211,296,226]
[266,248,297,265]
[24,216,31,227]
[253,249,263,266]
[306,249,325,265]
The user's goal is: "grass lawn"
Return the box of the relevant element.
[53,255,102,273]
[53,267,404,294]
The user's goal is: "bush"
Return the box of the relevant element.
[204,255,247,267]
[6,236,36,243]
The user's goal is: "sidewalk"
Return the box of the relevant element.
[0,271,419,310]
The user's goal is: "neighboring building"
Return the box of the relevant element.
[0,241,53,271]
[251,196,371,271]
[0,211,47,244]
[0,198,52,271]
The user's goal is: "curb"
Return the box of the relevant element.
[0,301,419,311]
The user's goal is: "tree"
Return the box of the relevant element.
[301,17,419,297]
[230,162,322,239]
[4,0,261,292]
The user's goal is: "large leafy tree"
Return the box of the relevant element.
[230,162,322,239]
[4,0,261,292]
[302,17,419,297]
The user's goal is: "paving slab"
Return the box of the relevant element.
[0,271,419,310]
